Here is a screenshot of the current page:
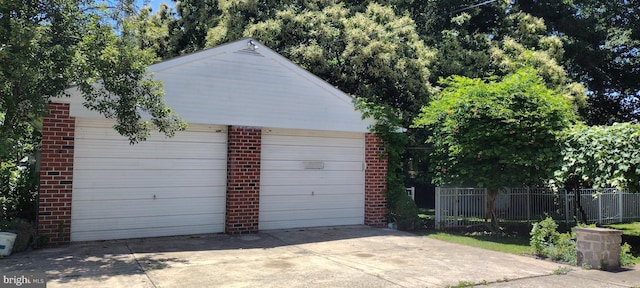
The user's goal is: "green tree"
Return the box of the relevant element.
[400,0,630,123]
[134,3,176,59]
[413,68,578,231]
[0,0,186,149]
[517,0,640,124]
[557,123,640,193]
[166,0,221,56]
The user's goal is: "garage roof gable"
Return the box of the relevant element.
[63,38,374,133]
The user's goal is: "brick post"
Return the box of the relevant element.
[226,126,261,234]
[38,102,75,245]
[364,133,387,227]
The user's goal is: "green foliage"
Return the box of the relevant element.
[552,266,572,275]
[393,194,419,230]
[1,109,39,222]
[446,281,475,288]
[133,4,176,60]
[518,0,640,124]
[426,231,533,256]
[530,217,577,265]
[413,68,577,189]
[0,162,38,222]
[556,123,640,192]
[620,242,638,267]
[1,0,187,146]
[356,99,415,229]
[142,0,638,130]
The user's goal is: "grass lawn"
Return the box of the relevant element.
[423,231,534,256]
[604,222,640,236]
[416,208,534,256]
[603,222,640,259]
[417,208,639,262]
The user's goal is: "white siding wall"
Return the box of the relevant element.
[59,39,374,133]
[71,119,227,241]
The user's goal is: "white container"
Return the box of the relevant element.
[0,232,17,256]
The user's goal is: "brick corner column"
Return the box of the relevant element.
[226,126,262,234]
[365,133,388,227]
[38,102,75,246]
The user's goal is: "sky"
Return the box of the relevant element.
[136,0,174,12]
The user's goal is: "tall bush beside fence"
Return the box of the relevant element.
[435,187,640,229]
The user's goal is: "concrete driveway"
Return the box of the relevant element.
[1,226,638,287]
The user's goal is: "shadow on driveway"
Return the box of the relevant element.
[0,226,412,286]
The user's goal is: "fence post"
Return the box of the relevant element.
[598,194,602,224]
[454,188,459,227]
[526,186,531,222]
[619,189,623,223]
[564,189,570,224]
[483,188,488,224]
[435,187,441,229]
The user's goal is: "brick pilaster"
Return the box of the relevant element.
[364,133,387,227]
[226,126,261,234]
[38,102,75,245]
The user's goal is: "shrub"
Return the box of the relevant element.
[530,217,576,264]
[391,194,419,230]
[0,162,39,222]
[620,242,638,267]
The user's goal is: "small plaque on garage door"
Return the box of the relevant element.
[303,161,324,169]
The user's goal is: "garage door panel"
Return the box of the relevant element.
[75,123,225,141]
[261,208,362,221]
[74,158,227,170]
[73,169,226,189]
[72,119,227,241]
[260,185,363,197]
[261,160,363,171]
[261,170,364,186]
[263,128,360,139]
[73,186,226,201]
[72,197,226,219]
[71,222,224,242]
[72,213,223,233]
[262,135,364,147]
[74,140,227,159]
[260,129,365,230]
[260,218,362,230]
[259,194,364,208]
[261,146,364,162]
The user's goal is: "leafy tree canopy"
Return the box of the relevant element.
[0,0,186,155]
[413,68,579,189]
[517,0,640,124]
[413,68,579,229]
[556,123,640,192]
[140,0,640,124]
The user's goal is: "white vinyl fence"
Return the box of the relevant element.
[435,187,640,229]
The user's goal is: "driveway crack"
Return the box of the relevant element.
[125,243,158,288]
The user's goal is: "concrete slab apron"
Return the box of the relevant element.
[0,241,154,288]
[128,227,564,288]
[1,226,569,288]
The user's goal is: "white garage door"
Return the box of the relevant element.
[260,128,365,230]
[71,119,227,241]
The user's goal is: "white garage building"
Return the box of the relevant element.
[37,39,388,244]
